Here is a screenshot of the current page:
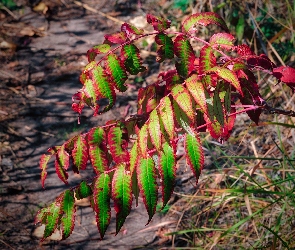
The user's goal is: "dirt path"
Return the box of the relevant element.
[0,1,185,249]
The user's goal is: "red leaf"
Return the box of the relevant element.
[235,44,254,56]
[105,32,127,44]
[121,22,144,36]
[209,33,235,51]
[273,66,295,86]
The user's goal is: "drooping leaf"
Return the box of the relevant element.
[146,14,171,32]
[108,125,129,163]
[155,33,174,62]
[138,124,149,158]
[93,173,111,239]
[148,109,162,151]
[87,44,111,62]
[236,15,245,42]
[204,114,223,139]
[112,164,132,234]
[185,74,208,114]
[174,35,196,78]
[42,195,63,241]
[157,96,175,141]
[105,53,128,92]
[209,33,235,50]
[40,154,51,189]
[159,142,176,207]
[171,84,195,125]
[213,84,224,127]
[121,44,146,75]
[88,127,109,174]
[75,180,93,200]
[184,131,204,184]
[158,70,182,86]
[207,66,243,95]
[199,45,216,74]
[91,65,116,113]
[72,134,88,171]
[105,32,127,44]
[121,22,144,35]
[131,170,140,207]
[55,145,69,184]
[182,12,229,33]
[137,157,158,224]
[137,85,158,115]
[61,190,76,239]
[129,141,139,174]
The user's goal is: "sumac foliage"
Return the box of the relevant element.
[37,12,295,241]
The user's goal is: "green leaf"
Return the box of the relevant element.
[112,164,132,234]
[72,134,88,171]
[171,84,195,125]
[131,170,140,207]
[40,154,51,189]
[88,127,109,174]
[182,12,229,33]
[61,190,76,239]
[159,142,176,207]
[75,180,92,200]
[148,109,162,152]
[207,66,243,95]
[108,125,129,163]
[121,44,146,75]
[137,157,158,224]
[184,131,204,184]
[43,197,63,241]
[93,173,111,239]
[157,96,175,141]
[236,15,245,42]
[185,74,208,115]
[174,35,196,78]
[155,33,174,62]
[105,53,128,92]
[213,84,224,127]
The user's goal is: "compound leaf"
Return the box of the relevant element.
[137,157,158,224]
[184,131,204,184]
[93,173,111,239]
[112,164,132,234]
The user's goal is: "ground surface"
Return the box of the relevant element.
[0,1,188,249]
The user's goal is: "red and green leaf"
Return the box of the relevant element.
[55,145,69,184]
[88,127,109,174]
[137,157,158,224]
[157,96,175,140]
[40,154,52,189]
[185,74,208,114]
[155,33,174,62]
[204,114,223,139]
[87,44,111,62]
[184,131,204,184]
[129,141,139,174]
[199,45,216,74]
[159,142,176,207]
[171,84,195,125]
[146,14,171,32]
[108,125,129,163]
[93,173,111,239]
[61,190,76,239]
[121,22,144,35]
[137,85,158,115]
[72,134,88,171]
[138,124,149,158]
[112,164,132,234]
[182,12,229,33]
[75,180,92,200]
[207,66,243,95]
[105,32,127,44]
[209,33,235,50]
[174,35,196,77]
[105,53,128,92]
[148,109,162,151]
[121,44,146,75]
